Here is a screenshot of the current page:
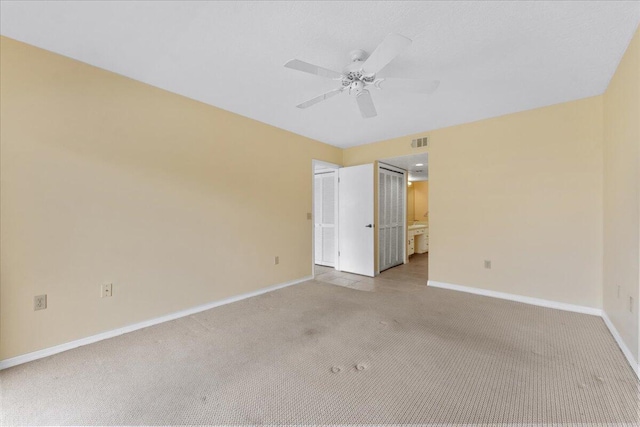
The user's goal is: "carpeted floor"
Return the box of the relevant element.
[1,256,639,425]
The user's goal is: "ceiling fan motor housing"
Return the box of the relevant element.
[343,50,376,95]
[349,49,367,62]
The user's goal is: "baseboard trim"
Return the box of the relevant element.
[427,280,640,379]
[427,280,602,316]
[601,311,640,379]
[0,276,312,371]
[4,277,636,379]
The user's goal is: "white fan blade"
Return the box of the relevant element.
[296,88,343,109]
[376,78,440,94]
[284,59,343,79]
[362,33,412,75]
[356,89,377,118]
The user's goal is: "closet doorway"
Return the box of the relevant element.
[313,161,339,269]
[378,164,406,272]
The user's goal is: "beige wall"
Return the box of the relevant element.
[345,96,604,309]
[603,26,640,364]
[0,37,342,360]
[345,139,427,167]
[413,181,429,223]
[3,29,638,364]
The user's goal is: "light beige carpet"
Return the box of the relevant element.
[1,279,638,426]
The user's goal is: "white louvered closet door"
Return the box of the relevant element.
[314,171,336,267]
[379,167,405,272]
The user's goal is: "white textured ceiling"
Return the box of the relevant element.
[1,1,638,148]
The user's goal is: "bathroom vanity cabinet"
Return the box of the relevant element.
[408,225,428,256]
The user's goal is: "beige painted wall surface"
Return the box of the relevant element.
[413,181,429,223]
[603,25,640,363]
[344,139,427,168]
[345,96,604,309]
[0,37,342,360]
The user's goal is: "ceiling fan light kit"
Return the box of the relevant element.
[284,33,440,119]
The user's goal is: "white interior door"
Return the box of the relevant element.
[379,166,405,272]
[338,164,374,277]
[314,171,336,267]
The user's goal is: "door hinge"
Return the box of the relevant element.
[338,177,340,183]
[338,251,340,256]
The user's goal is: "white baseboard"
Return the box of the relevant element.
[5,277,638,380]
[427,280,602,316]
[602,311,640,379]
[428,280,640,379]
[0,276,312,371]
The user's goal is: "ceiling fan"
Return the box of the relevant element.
[284,33,440,119]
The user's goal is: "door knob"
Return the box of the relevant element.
[365,224,373,228]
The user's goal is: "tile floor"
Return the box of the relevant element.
[314,252,428,292]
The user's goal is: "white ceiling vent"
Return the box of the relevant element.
[411,137,428,148]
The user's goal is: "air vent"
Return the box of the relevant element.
[411,136,428,148]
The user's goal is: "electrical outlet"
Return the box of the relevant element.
[34,294,47,311]
[274,256,279,265]
[101,283,113,298]
[484,260,492,269]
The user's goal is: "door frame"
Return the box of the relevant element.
[311,160,340,278]
[377,162,407,274]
